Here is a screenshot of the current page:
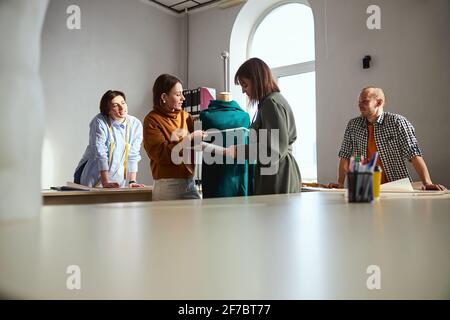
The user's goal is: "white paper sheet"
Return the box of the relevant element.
[380,178,414,192]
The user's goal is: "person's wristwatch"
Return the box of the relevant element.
[128,180,136,185]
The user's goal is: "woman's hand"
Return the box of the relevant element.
[129,183,146,188]
[224,145,237,158]
[102,181,120,188]
[100,171,119,188]
[326,182,344,189]
[189,130,208,142]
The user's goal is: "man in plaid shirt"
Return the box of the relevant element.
[329,87,446,191]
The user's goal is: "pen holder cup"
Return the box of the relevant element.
[347,172,373,203]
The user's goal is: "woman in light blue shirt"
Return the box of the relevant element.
[74,90,144,188]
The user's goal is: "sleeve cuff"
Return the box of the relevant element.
[98,159,109,171]
[338,151,351,159]
[407,147,423,160]
[128,161,138,173]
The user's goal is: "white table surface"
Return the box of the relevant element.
[0,192,449,299]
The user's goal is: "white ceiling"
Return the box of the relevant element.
[149,0,222,13]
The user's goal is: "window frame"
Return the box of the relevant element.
[247,0,317,182]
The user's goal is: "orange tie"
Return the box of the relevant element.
[367,123,388,183]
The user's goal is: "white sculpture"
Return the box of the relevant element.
[0,0,49,220]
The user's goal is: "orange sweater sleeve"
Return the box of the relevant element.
[143,116,182,165]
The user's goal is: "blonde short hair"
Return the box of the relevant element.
[361,86,386,102]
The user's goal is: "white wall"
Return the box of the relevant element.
[187,5,243,90]
[41,0,183,187]
[188,0,450,186]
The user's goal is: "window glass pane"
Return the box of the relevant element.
[251,3,315,68]
[278,72,317,182]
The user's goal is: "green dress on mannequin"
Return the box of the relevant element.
[200,99,252,198]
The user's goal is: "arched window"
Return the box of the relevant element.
[249,1,317,182]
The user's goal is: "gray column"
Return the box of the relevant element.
[0,0,49,220]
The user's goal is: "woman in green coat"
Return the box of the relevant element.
[224,57,301,195]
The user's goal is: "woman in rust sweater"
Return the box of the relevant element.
[143,74,205,201]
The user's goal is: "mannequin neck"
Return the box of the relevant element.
[217,92,232,102]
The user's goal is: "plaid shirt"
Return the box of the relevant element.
[338,112,423,182]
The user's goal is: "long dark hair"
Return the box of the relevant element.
[234,57,279,105]
[99,90,125,116]
[152,74,182,107]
